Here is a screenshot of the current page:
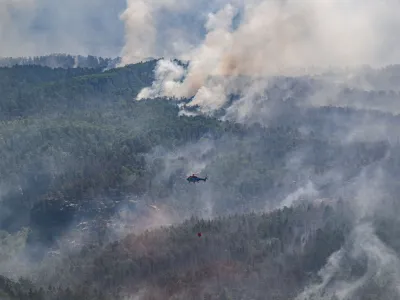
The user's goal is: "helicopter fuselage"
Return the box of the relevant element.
[186,175,207,183]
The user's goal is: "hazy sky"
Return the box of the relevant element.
[2,0,400,66]
[0,0,219,58]
[0,0,126,58]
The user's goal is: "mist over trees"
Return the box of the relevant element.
[0,54,120,70]
[1,55,400,299]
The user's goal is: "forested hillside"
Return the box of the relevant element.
[1,55,400,299]
[0,54,120,70]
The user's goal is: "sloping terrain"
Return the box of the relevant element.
[1,56,400,299]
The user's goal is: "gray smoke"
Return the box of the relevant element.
[123,0,400,117]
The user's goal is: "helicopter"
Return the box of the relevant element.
[186,174,208,183]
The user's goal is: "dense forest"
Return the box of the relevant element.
[0,54,120,70]
[1,55,400,299]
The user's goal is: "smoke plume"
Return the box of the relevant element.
[122,0,400,115]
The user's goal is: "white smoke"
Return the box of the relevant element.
[294,161,400,300]
[296,223,400,300]
[119,0,159,65]
[120,0,400,115]
[119,0,231,66]
[279,181,319,209]
[137,59,186,99]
